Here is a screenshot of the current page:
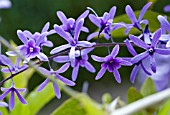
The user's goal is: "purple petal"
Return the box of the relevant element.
[36,32,47,46]
[77,41,93,47]
[155,48,170,55]
[38,67,51,76]
[125,5,137,23]
[37,53,48,61]
[157,15,170,34]
[140,19,148,25]
[9,91,15,111]
[74,19,84,41]
[150,54,156,73]
[56,74,75,86]
[37,79,49,92]
[109,6,116,19]
[166,40,170,48]
[151,28,161,48]
[16,88,26,92]
[113,69,121,83]
[53,56,70,63]
[120,60,132,66]
[0,89,11,100]
[56,63,70,73]
[1,87,10,91]
[0,102,8,107]
[17,30,28,44]
[77,10,89,22]
[57,11,68,25]
[41,22,50,33]
[140,61,152,75]
[27,39,35,47]
[14,90,27,104]
[81,27,89,33]
[0,55,14,67]
[164,5,170,12]
[138,2,152,21]
[111,45,119,58]
[53,83,61,99]
[16,58,21,69]
[84,61,96,73]
[53,24,73,43]
[69,47,76,65]
[81,48,94,56]
[91,55,105,62]
[42,40,53,47]
[23,30,33,39]
[95,67,106,80]
[130,65,139,83]
[89,14,101,28]
[129,34,149,49]
[125,39,137,56]
[50,44,71,54]
[87,32,99,41]
[131,51,149,64]
[72,64,79,81]
[1,68,11,73]
[6,51,17,56]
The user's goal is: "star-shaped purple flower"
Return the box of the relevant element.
[125,2,152,34]
[37,63,75,99]
[130,28,170,73]
[91,45,132,83]
[0,82,27,111]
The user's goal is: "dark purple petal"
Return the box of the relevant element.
[111,45,119,58]
[129,34,149,49]
[27,39,35,47]
[37,53,48,61]
[0,89,11,100]
[41,22,50,33]
[84,61,96,73]
[140,61,152,75]
[74,19,84,41]
[77,10,89,22]
[53,56,70,63]
[109,6,116,19]
[9,91,15,111]
[56,63,70,73]
[57,11,68,25]
[72,64,79,81]
[130,65,139,83]
[150,54,156,73]
[91,55,105,62]
[37,79,49,92]
[125,39,137,56]
[113,69,121,83]
[87,32,99,41]
[131,51,149,64]
[54,24,73,43]
[53,82,61,99]
[138,2,152,21]
[56,74,75,86]
[155,48,170,55]
[17,30,28,45]
[38,67,51,76]
[125,5,137,23]
[14,90,27,104]
[89,14,101,28]
[50,44,71,54]
[95,67,106,80]
[151,28,162,48]
[164,5,170,12]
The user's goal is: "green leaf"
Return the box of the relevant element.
[10,82,55,115]
[52,94,107,115]
[127,87,143,104]
[140,77,156,97]
[0,107,8,115]
[157,98,170,115]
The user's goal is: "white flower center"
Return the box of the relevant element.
[29,47,34,52]
[75,50,80,57]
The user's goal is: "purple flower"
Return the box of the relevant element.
[91,45,132,83]
[37,63,75,99]
[87,6,123,41]
[125,39,151,83]
[50,19,93,65]
[164,5,170,12]
[125,2,152,34]
[130,28,170,73]
[0,55,28,74]
[56,10,89,36]
[0,82,27,111]
[53,48,96,81]
[0,0,11,9]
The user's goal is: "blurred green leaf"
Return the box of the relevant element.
[0,107,8,115]
[140,77,156,97]
[10,82,55,115]
[52,94,107,115]
[127,87,143,104]
[157,98,170,115]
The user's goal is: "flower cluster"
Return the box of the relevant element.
[1,1,170,111]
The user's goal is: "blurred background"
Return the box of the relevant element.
[0,0,170,114]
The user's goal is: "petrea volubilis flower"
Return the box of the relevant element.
[92,45,132,83]
[125,39,151,83]
[164,5,170,12]
[130,28,170,73]
[0,82,27,111]
[57,10,89,36]
[0,0,11,9]
[53,48,96,81]
[125,2,152,34]
[37,63,75,99]
[0,55,28,74]
[50,19,93,65]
